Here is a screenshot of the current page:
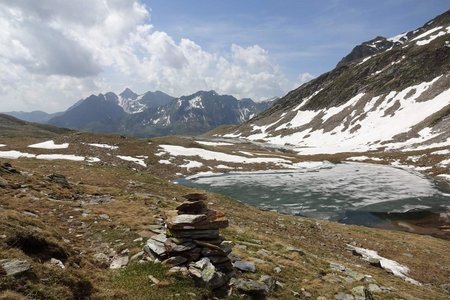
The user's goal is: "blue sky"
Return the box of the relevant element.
[0,0,449,112]
[147,0,450,78]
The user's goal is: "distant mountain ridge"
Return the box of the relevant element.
[41,89,275,137]
[216,10,450,154]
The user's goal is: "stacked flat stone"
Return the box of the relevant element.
[144,193,233,296]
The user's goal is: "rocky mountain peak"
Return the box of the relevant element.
[119,88,138,100]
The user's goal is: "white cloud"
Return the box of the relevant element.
[297,72,316,86]
[0,0,299,112]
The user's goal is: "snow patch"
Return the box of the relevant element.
[347,245,420,285]
[36,154,85,161]
[196,141,234,146]
[0,150,36,159]
[28,140,69,149]
[117,155,147,167]
[180,160,203,170]
[88,143,118,150]
[158,145,290,165]
[0,144,5,147]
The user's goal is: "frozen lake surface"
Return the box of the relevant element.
[176,162,450,224]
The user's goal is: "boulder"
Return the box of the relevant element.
[0,176,8,188]
[45,173,70,188]
[234,278,269,299]
[233,260,256,272]
[1,259,31,276]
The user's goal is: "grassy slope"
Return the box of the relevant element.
[0,132,449,299]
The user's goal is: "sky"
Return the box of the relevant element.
[0,0,449,113]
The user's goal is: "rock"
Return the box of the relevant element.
[274,266,282,273]
[167,266,189,277]
[176,201,208,214]
[167,229,220,239]
[93,253,110,266]
[130,251,144,262]
[49,258,65,269]
[235,278,269,299]
[86,195,113,205]
[109,256,129,269]
[207,256,230,265]
[441,283,450,293]
[275,281,285,290]
[1,259,31,276]
[45,174,70,188]
[351,286,365,298]
[0,177,8,188]
[162,256,188,267]
[233,260,256,272]
[98,214,110,221]
[182,193,208,201]
[259,275,276,293]
[203,269,228,289]
[148,275,160,285]
[334,292,355,300]
[167,241,197,253]
[144,239,167,258]
[287,246,305,255]
[1,163,19,173]
[367,283,382,293]
[165,210,229,230]
[257,249,271,257]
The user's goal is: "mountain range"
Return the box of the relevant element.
[5,90,275,137]
[215,10,450,154]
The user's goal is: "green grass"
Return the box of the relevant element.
[112,262,209,300]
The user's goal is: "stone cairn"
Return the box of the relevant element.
[144,193,233,296]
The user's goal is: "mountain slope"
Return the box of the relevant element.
[0,114,71,137]
[218,10,450,154]
[48,93,126,133]
[122,90,274,137]
[4,110,63,123]
[47,89,273,136]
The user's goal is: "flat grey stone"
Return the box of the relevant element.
[109,256,129,269]
[1,259,31,276]
[233,260,256,272]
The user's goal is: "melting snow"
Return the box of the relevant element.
[188,96,204,109]
[346,156,383,162]
[0,150,36,159]
[436,174,450,181]
[86,157,101,163]
[438,158,450,167]
[117,155,147,167]
[238,75,450,154]
[347,245,420,285]
[88,143,118,150]
[197,141,234,146]
[28,140,69,149]
[180,160,203,170]
[159,159,172,165]
[158,145,290,165]
[0,144,5,147]
[36,154,85,161]
[431,149,450,155]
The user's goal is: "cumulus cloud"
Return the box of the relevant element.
[0,0,298,112]
[297,72,316,86]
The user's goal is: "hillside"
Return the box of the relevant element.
[215,10,450,155]
[1,129,450,299]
